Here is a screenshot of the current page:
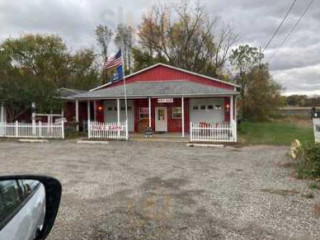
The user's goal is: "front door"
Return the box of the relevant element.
[155,107,167,132]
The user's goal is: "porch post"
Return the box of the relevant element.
[117,99,120,137]
[93,100,97,121]
[230,95,235,142]
[230,95,234,122]
[87,100,91,121]
[148,97,151,128]
[75,100,79,131]
[181,97,185,137]
[234,96,238,142]
[1,103,4,123]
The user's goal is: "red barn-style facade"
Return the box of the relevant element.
[71,63,239,140]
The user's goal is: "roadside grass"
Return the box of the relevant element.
[65,129,87,139]
[309,182,320,190]
[238,120,314,146]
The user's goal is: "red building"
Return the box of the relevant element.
[71,63,239,138]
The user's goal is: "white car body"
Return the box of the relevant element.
[0,184,46,240]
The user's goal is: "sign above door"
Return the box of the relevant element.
[157,98,174,103]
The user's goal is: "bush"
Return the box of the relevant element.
[296,143,320,179]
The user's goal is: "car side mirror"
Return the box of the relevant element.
[0,175,62,240]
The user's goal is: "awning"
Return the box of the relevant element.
[71,80,239,100]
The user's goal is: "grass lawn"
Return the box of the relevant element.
[238,120,314,146]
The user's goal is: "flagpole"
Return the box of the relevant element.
[121,48,128,133]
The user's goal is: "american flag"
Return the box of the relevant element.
[104,50,123,69]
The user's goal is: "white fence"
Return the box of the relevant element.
[88,121,128,140]
[0,121,65,139]
[190,121,237,142]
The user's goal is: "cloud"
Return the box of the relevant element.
[0,0,319,95]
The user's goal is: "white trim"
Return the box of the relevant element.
[117,99,120,137]
[148,97,151,128]
[182,97,185,137]
[75,93,239,101]
[89,63,240,91]
[87,100,91,121]
[75,100,79,131]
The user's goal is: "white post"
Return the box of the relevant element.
[190,122,192,142]
[88,120,91,139]
[148,97,151,128]
[39,121,42,138]
[117,99,120,137]
[230,95,234,142]
[0,104,4,123]
[15,121,19,137]
[93,101,97,121]
[75,100,79,131]
[62,120,65,139]
[32,112,36,135]
[234,96,237,142]
[181,97,185,137]
[126,120,129,140]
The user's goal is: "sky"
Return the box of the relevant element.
[0,0,319,96]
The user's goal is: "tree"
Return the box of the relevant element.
[244,64,284,120]
[68,49,100,90]
[0,34,100,121]
[95,25,113,60]
[114,24,134,73]
[229,45,264,118]
[137,2,237,78]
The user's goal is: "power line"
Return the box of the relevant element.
[263,0,297,51]
[269,0,315,59]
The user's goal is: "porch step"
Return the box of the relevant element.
[77,140,109,144]
[18,139,49,143]
[187,143,224,148]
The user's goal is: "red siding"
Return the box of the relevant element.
[107,65,234,90]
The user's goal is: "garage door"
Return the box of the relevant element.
[190,98,225,124]
[104,100,134,131]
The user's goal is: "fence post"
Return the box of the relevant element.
[126,120,129,140]
[39,121,42,138]
[61,121,65,139]
[15,121,19,137]
[190,122,192,142]
[88,120,91,139]
[32,112,36,135]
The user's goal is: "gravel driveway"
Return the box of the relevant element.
[0,140,319,240]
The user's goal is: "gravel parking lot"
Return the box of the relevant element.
[1,140,320,240]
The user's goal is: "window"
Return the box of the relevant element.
[0,180,23,224]
[193,106,199,110]
[128,106,132,111]
[107,107,113,111]
[200,105,206,110]
[121,107,125,111]
[215,104,222,110]
[172,107,182,119]
[0,180,40,228]
[139,108,149,119]
[208,105,213,110]
[114,107,117,111]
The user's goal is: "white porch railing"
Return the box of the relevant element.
[0,121,65,139]
[190,121,237,142]
[88,120,128,140]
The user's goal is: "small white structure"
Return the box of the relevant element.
[313,117,320,143]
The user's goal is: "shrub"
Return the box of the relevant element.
[296,143,320,179]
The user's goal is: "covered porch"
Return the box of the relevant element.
[71,80,239,142]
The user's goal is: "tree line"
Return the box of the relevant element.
[0,2,282,121]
